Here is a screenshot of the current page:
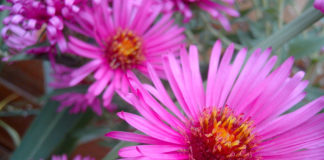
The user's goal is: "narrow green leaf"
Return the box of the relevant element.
[103,141,137,160]
[305,86,324,101]
[252,7,324,52]
[7,42,50,62]
[0,120,20,147]
[10,100,85,160]
[53,110,95,155]
[73,126,111,143]
[8,54,33,62]
[0,109,39,117]
[288,37,324,59]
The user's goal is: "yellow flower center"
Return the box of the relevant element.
[106,29,144,70]
[186,107,260,160]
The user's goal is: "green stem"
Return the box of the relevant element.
[278,0,284,29]
[185,30,199,45]
[0,120,20,147]
[305,60,316,81]
[253,7,323,51]
[0,109,40,117]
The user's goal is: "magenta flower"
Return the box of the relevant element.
[106,41,324,159]
[50,65,106,115]
[0,25,47,59]
[314,0,324,13]
[157,0,239,31]
[1,0,85,52]
[51,154,94,160]
[68,0,185,107]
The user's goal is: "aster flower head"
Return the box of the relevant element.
[1,0,86,52]
[157,0,239,31]
[314,0,324,13]
[1,25,43,56]
[51,154,94,160]
[68,0,185,106]
[50,65,106,115]
[106,41,324,159]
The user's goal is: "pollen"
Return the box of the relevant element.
[105,29,144,70]
[186,106,260,160]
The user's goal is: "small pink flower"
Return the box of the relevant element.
[1,25,44,53]
[106,41,324,159]
[157,0,239,31]
[50,65,105,115]
[1,0,86,52]
[0,24,54,62]
[68,0,185,107]
[314,0,324,13]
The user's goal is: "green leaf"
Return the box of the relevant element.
[0,120,20,147]
[10,100,86,160]
[21,42,50,53]
[252,7,324,52]
[305,86,324,101]
[7,54,33,62]
[288,37,324,59]
[102,141,137,160]
[73,126,111,143]
[53,110,95,155]
[6,42,50,62]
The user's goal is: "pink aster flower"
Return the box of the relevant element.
[0,24,54,62]
[50,65,107,115]
[106,41,324,159]
[1,0,85,52]
[68,0,185,107]
[314,0,324,13]
[156,0,239,31]
[51,154,94,160]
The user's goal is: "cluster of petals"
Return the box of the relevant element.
[0,25,47,60]
[51,154,94,160]
[1,0,85,53]
[68,0,185,107]
[50,65,105,115]
[106,41,324,159]
[155,0,239,31]
[314,0,324,13]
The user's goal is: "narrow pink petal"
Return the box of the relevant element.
[146,64,187,122]
[113,0,121,28]
[218,47,247,107]
[117,112,184,145]
[102,81,115,106]
[257,96,324,139]
[165,55,198,120]
[246,57,294,121]
[70,60,101,86]
[189,45,205,111]
[68,36,102,59]
[211,43,235,107]
[119,145,186,157]
[206,40,222,107]
[106,131,170,145]
[135,85,186,131]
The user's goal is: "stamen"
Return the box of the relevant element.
[105,29,144,70]
[186,107,260,160]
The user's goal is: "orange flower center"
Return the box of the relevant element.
[105,29,144,70]
[186,107,259,160]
